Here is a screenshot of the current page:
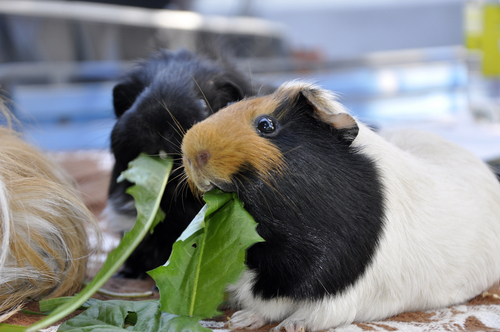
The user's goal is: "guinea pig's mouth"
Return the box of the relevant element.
[183,156,236,193]
[206,179,236,193]
[195,177,236,193]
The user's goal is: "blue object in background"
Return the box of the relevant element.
[11,82,116,150]
[264,60,468,126]
[10,60,469,151]
[22,119,116,150]
[13,82,115,123]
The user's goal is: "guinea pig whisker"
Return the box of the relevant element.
[178,176,201,210]
[175,169,194,197]
[317,279,330,296]
[174,138,183,150]
[234,175,277,220]
[173,174,186,195]
[281,145,302,157]
[156,98,186,136]
[255,186,276,220]
[168,168,187,184]
[233,176,249,197]
[177,174,203,204]
[163,123,185,144]
[191,76,214,115]
[157,132,181,150]
[173,174,187,199]
[167,171,191,198]
[258,173,300,217]
[168,118,186,138]
[247,61,254,94]
[178,178,191,201]
[257,84,267,95]
[154,150,183,158]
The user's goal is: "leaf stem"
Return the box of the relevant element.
[189,219,207,317]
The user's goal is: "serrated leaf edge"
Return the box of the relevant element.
[26,154,173,332]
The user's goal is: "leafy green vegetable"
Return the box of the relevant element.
[0,324,27,332]
[38,298,101,313]
[57,299,212,332]
[58,188,262,332]
[23,154,173,332]
[18,311,46,316]
[149,189,264,318]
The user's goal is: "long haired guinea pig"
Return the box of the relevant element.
[0,111,98,321]
[105,48,269,278]
[181,81,500,331]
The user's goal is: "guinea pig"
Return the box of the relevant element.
[181,81,500,332]
[105,48,271,278]
[0,109,98,321]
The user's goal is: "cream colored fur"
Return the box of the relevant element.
[0,106,99,321]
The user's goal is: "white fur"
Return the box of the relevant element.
[227,83,500,331]
[0,180,11,273]
[102,199,137,233]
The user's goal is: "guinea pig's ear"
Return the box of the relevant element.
[214,79,245,103]
[300,87,359,144]
[112,81,144,118]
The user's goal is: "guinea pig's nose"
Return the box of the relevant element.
[196,150,210,167]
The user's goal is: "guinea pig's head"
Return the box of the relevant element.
[110,49,251,169]
[182,81,360,195]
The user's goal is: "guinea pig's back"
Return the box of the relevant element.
[379,127,500,205]
[352,126,500,319]
[380,129,493,172]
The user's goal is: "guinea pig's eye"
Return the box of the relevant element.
[256,116,277,136]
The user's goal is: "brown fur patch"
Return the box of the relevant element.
[182,95,284,192]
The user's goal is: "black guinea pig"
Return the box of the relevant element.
[105,48,270,278]
[181,81,500,331]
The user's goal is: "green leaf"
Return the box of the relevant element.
[0,324,27,332]
[26,154,173,332]
[57,299,211,332]
[38,297,74,313]
[39,297,100,312]
[162,316,212,332]
[19,311,47,316]
[149,189,264,318]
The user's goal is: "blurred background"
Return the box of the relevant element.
[0,0,499,164]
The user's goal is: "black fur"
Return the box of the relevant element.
[234,93,386,300]
[109,48,266,278]
[487,158,500,181]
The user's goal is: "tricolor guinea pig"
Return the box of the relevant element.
[105,48,271,278]
[181,81,500,332]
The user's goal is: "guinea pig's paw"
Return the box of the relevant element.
[225,309,267,330]
[270,319,307,332]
